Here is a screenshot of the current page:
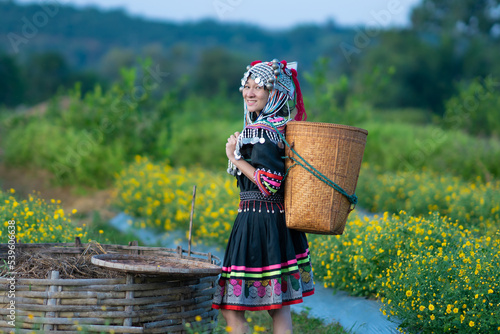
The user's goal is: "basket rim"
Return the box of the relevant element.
[286,121,368,135]
[91,253,222,276]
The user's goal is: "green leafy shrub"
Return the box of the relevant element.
[304,57,373,126]
[361,121,500,181]
[2,62,176,187]
[169,118,238,170]
[443,76,500,137]
[356,164,500,232]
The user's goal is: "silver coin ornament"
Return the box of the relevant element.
[259,137,266,144]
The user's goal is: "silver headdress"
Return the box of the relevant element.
[240,59,297,101]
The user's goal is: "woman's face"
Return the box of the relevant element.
[242,78,269,115]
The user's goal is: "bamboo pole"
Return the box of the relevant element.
[123,273,135,331]
[188,185,197,256]
[43,270,60,331]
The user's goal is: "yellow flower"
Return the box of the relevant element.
[430,315,435,320]
[428,304,435,311]
[253,325,266,332]
[195,315,202,322]
[99,230,104,234]
[419,306,426,311]
[406,290,412,297]
[469,321,474,327]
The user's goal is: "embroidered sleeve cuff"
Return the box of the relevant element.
[254,168,284,196]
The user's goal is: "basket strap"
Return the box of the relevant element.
[266,120,358,207]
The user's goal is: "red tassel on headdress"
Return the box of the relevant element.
[250,60,262,66]
[291,68,307,121]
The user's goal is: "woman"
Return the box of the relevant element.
[212,59,314,334]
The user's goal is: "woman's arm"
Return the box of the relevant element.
[226,131,257,185]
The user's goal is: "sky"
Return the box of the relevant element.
[16,0,422,29]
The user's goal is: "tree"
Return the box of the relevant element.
[0,54,25,107]
[443,76,500,137]
[98,47,136,82]
[24,52,70,104]
[194,47,245,98]
[411,0,500,37]
[351,30,459,114]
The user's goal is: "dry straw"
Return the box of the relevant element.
[284,121,368,235]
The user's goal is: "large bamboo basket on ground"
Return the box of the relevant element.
[0,241,221,334]
[284,121,368,235]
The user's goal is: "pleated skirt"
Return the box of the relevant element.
[212,198,315,311]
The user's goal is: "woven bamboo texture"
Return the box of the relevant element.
[0,242,221,333]
[284,121,368,235]
[91,254,222,277]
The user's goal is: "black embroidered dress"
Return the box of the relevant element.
[212,126,315,311]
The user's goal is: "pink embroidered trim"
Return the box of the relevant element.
[222,259,299,273]
[254,168,283,196]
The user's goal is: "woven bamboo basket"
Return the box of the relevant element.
[284,121,368,235]
[0,241,221,334]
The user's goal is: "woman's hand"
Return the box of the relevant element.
[226,132,240,162]
[226,131,258,184]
